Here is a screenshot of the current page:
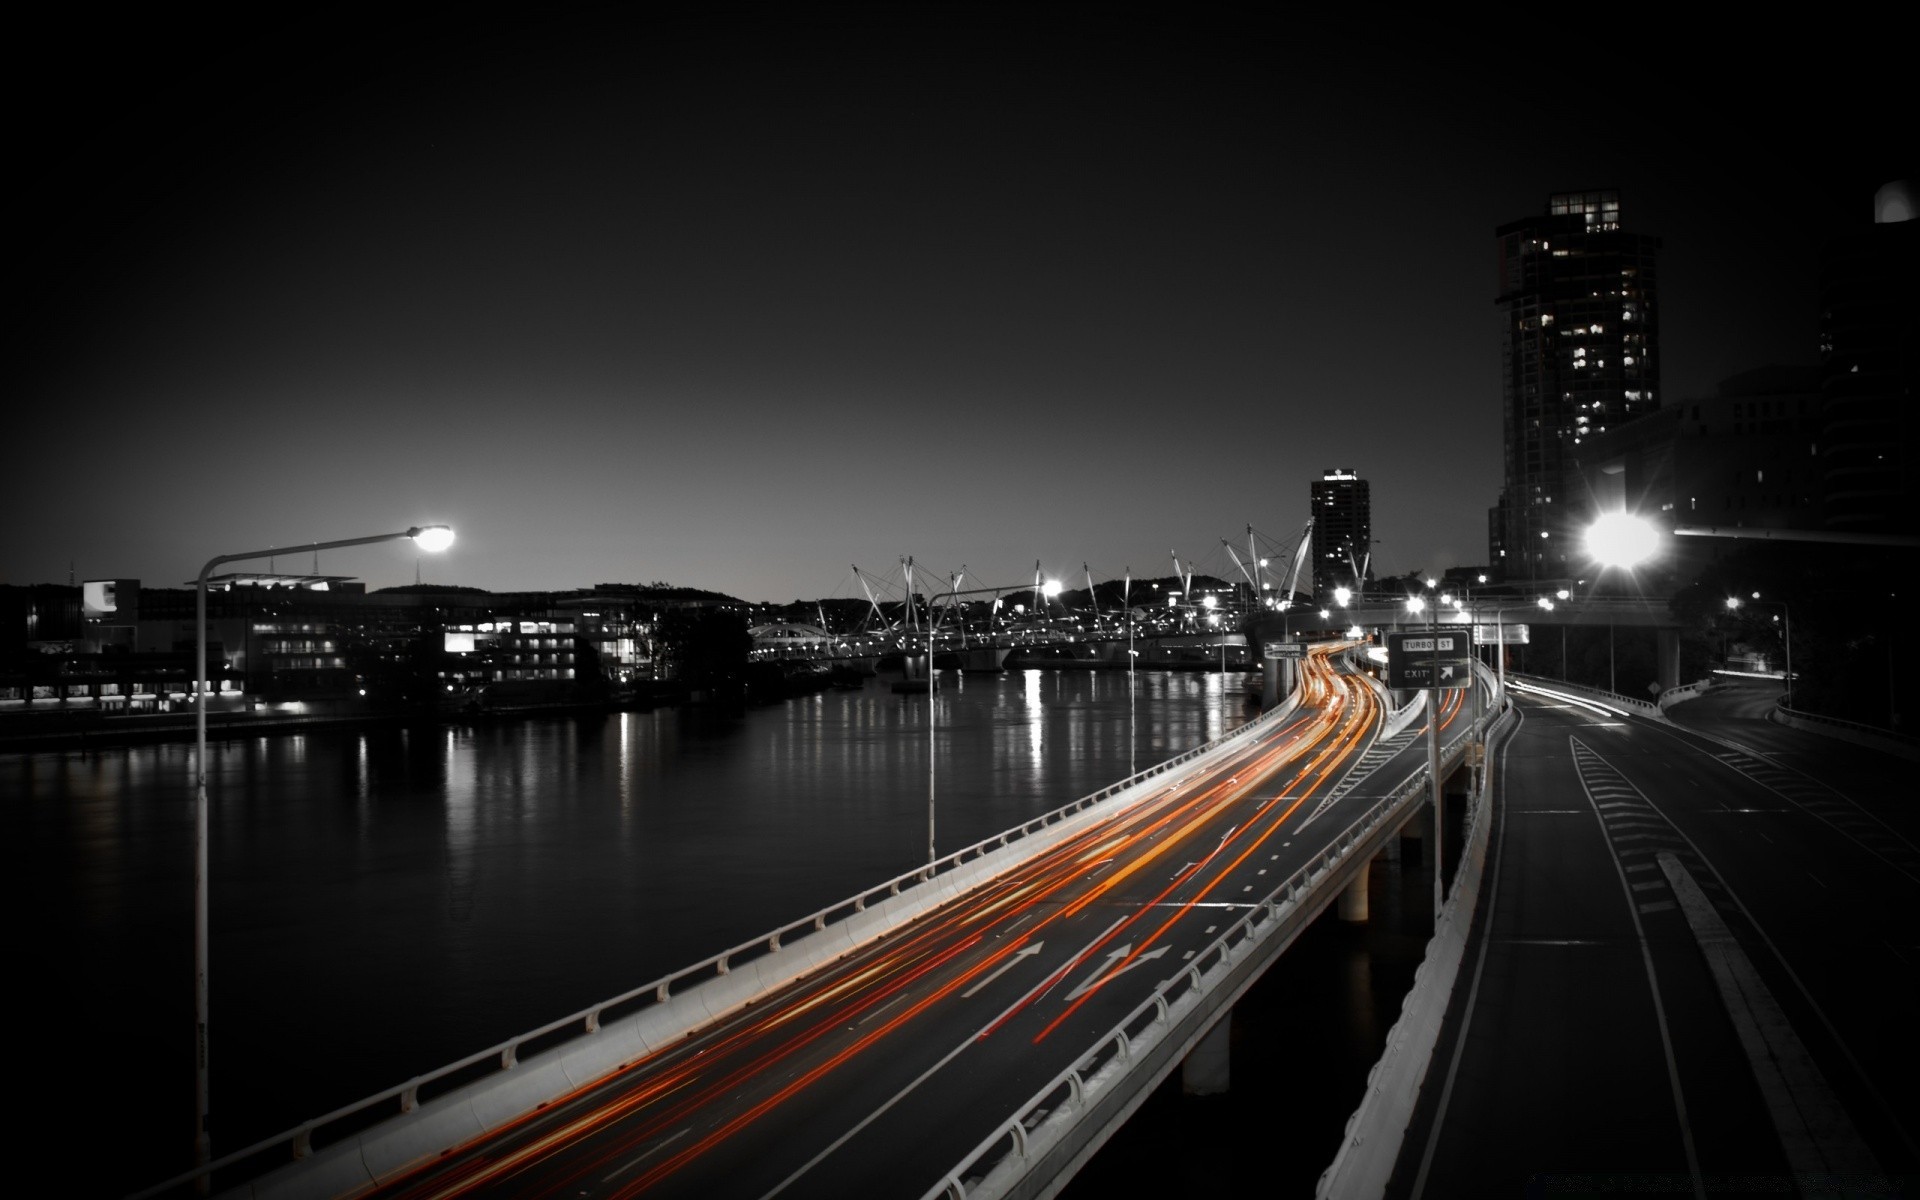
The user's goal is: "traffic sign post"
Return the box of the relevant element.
[1386,629,1474,919]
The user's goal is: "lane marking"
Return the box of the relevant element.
[1569,735,1705,1199]
[959,942,1046,999]
[1657,851,1882,1180]
[602,1127,691,1182]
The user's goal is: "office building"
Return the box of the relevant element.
[1310,468,1370,598]
[1489,190,1661,581]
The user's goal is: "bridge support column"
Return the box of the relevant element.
[1262,657,1298,710]
[962,646,1010,673]
[1182,1011,1232,1096]
[1339,858,1371,922]
[1656,628,1682,694]
[1401,804,1431,866]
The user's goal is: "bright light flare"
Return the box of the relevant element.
[1585,512,1657,568]
[1041,580,1063,597]
[410,524,455,552]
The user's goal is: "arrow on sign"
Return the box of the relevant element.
[1439,664,1458,680]
[1065,944,1171,1000]
[962,942,1046,998]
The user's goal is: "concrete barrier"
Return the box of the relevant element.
[1315,701,1517,1200]
[1656,677,1713,711]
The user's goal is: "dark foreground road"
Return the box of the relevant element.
[1391,683,1917,1198]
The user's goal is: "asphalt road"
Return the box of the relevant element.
[331,647,1476,1200]
[1393,682,1918,1198]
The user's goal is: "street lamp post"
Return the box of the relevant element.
[192,524,451,1179]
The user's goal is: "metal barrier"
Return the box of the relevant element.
[135,653,1326,1200]
[920,665,1494,1200]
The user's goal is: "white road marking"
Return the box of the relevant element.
[1658,852,1882,1179]
[960,942,1046,999]
[602,1127,691,1182]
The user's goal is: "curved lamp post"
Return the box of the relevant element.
[193,524,452,1178]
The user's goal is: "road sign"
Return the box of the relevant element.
[1264,642,1307,659]
[1472,623,1529,645]
[1389,659,1473,689]
[1386,629,1473,690]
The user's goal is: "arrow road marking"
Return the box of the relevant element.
[961,942,1046,998]
[1065,943,1172,1000]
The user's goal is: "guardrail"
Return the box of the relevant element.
[135,651,1322,1200]
[1656,677,1713,711]
[1772,704,1920,761]
[919,666,1493,1200]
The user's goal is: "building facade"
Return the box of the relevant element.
[1577,365,1825,581]
[1309,468,1371,598]
[1490,190,1661,581]
[1818,180,1917,535]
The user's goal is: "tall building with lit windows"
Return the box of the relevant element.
[1310,468,1370,599]
[1489,190,1661,581]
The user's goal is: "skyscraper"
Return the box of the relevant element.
[1310,468,1370,599]
[1489,191,1661,581]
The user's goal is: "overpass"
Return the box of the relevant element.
[138,645,1501,1199]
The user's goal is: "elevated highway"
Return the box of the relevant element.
[147,644,1495,1200]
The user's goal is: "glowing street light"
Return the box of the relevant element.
[191,524,452,1177]
[1586,511,1659,569]
[1333,586,1352,607]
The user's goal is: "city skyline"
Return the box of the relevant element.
[12,12,1907,601]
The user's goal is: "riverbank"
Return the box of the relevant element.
[0,683,689,752]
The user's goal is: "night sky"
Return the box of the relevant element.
[13,11,1907,601]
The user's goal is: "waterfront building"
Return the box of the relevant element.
[1489,190,1661,582]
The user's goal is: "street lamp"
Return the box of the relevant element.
[1586,512,1659,694]
[192,524,452,1177]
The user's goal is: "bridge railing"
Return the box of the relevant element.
[134,649,1329,1200]
[921,665,1498,1200]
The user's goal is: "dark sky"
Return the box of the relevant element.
[12,10,1907,601]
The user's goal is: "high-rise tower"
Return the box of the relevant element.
[1489,190,1660,581]
[1310,468,1370,598]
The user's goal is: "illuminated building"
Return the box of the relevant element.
[1310,468,1370,598]
[1489,190,1661,581]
